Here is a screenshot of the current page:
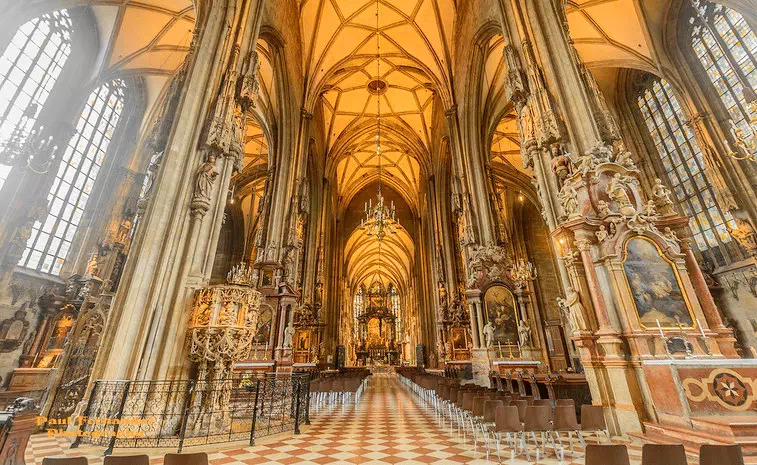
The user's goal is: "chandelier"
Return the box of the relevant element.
[361,0,400,242]
[0,117,58,173]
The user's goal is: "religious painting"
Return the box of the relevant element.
[622,237,693,328]
[253,306,271,344]
[483,285,518,344]
[450,327,469,351]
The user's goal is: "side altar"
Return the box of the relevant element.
[640,359,757,457]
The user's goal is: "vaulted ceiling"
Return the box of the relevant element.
[300,0,455,210]
[344,225,415,292]
[566,0,655,70]
[91,0,195,76]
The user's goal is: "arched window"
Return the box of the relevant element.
[389,284,401,337]
[636,77,737,265]
[689,1,757,155]
[20,79,127,275]
[0,10,73,190]
[353,286,364,338]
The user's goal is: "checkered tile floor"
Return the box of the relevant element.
[26,373,645,464]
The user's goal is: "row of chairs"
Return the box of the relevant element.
[400,370,608,461]
[586,443,744,465]
[400,371,746,465]
[310,372,368,407]
[42,453,207,465]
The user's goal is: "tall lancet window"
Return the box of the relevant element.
[353,286,365,338]
[689,2,757,153]
[0,10,73,190]
[637,77,736,264]
[389,284,400,337]
[20,80,127,275]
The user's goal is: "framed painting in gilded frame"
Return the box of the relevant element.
[483,285,519,344]
[622,237,694,329]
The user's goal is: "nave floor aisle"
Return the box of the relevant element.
[25,373,644,464]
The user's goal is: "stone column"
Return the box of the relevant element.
[574,236,614,334]
[467,299,480,349]
[97,0,267,382]
[680,237,738,357]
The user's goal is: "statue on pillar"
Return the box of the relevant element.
[283,321,295,349]
[518,319,532,347]
[483,321,495,348]
[558,287,589,333]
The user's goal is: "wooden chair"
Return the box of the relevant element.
[163,453,209,465]
[512,400,528,423]
[490,405,525,462]
[700,444,744,465]
[585,444,631,465]
[523,405,559,461]
[104,455,150,465]
[553,404,585,455]
[42,458,88,465]
[641,444,687,465]
[581,405,611,443]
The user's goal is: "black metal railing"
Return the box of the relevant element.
[70,373,310,454]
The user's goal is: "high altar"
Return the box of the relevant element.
[354,282,401,365]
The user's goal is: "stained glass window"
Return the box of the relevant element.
[389,284,401,338]
[19,80,127,275]
[353,286,364,338]
[690,2,757,156]
[637,78,736,259]
[0,10,72,191]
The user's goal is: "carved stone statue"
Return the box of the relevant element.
[559,287,588,333]
[283,321,295,349]
[606,173,635,216]
[595,225,608,243]
[518,319,532,347]
[559,182,580,218]
[663,227,680,244]
[729,218,757,255]
[483,321,495,348]
[438,281,448,311]
[652,178,673,205]
[550,143,573,185]
[195,154,219,200]
[613,147,636,169]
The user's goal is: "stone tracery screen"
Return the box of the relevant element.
[0,9,72,191]
[20,80,127,274]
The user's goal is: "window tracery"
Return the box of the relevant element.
[0,9,72,191]
[636,77,737,265]
[19,79,127,275]
[689,1,757,157]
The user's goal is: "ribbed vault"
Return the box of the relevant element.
[91,0,195,75]
[344,225,415,294]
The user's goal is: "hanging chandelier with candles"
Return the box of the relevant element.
[361,0,400,242]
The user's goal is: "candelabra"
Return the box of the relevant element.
[0,122,58,174]
[361,190,400,241]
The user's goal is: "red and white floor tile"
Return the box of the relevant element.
[26,373,645,464]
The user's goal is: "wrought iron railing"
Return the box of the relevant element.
[71,373,310,454]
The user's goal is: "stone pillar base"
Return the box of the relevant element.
[470,348,492,387]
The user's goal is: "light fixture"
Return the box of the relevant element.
[361,0,400,242]
[0,115,58,174]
